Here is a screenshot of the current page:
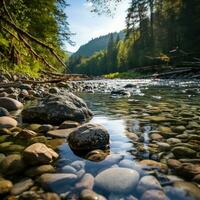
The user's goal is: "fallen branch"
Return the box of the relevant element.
[0,16,66,68]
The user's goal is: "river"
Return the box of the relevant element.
[56,79,200,200]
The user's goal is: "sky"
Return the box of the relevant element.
[65,0,130,52]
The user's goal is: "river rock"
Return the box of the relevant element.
[38,124,54,133]
[193,174,200,183]
[0,97,23,111]
[80,189,106,200]
[95,168,140,193]
[68,123,109,151]
[111,89,131,97]
[59,120,80,129]
[140,160,168,173]
[0,154,25,175]
[172,126,186,133]
[11,178,34,195]
[18,129,37,138]
[172,146,196,159]
[22,93,93,124]
[177,163,200,179]
[70,160,86,170]
[86,149,108,162]
[38,173,77,194]
[137,176,162,194]
[118,159,143,174]
[61,165,77,174]
[76,173,94,190]
[47,128,76,138]
[174,181,200,200]
[144,116,169,123]
[25,165,55,177]
[167,159,182,169]
[141,190,169,200]
[0,179,13,194]
[0,116,18,128]
[49,87,60,94]
[0,107,9,117]
[23,143,58,165]
[157,142,171,151]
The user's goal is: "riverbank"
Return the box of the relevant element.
[0,74,200,200]
[104,65,200,80]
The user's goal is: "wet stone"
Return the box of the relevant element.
[11,178,34,195]
[0,97,23,111]
[172,146,197,159]
[174,181,200,200]
[0,107,9,117]
[23,143,58,165]
[95,168,140,194]
[0,179,13,194]
[38,173,77,194]
[25,165,55,177]
[80,189,106,200]
[0,116,18,128]
[0,154,25,175]
[141,190,169,200]
[68,123,109,151]
[137,176,162,194]
[75,173,94,190]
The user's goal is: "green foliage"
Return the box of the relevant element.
[0,0,70,76]
[104,71,144,79]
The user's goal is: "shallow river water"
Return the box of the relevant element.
[56,79,200,200]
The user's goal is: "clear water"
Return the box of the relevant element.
[57,79,200,199]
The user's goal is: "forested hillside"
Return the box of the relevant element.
[70,0,200,76]
[0,0,70,77]
[72,31,125,57]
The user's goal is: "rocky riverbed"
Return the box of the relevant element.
[0,76,200,200]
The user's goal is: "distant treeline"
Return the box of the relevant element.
[69,0,200,76]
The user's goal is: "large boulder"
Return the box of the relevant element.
[23,143,58,165]
[22,93,93,124]
[0,97,23,111]
[68,123,109,152]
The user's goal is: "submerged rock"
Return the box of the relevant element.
[68,123,109,152]
[22,93,93,124]
[38,173,77,194]
[141,190,169,200]
[137,176,162,194]
[174,181,200,200]
[95,168,140,193]
[0,97,23,111]
[80,189,106,200]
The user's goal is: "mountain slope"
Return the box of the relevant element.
[72,31,125,57]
